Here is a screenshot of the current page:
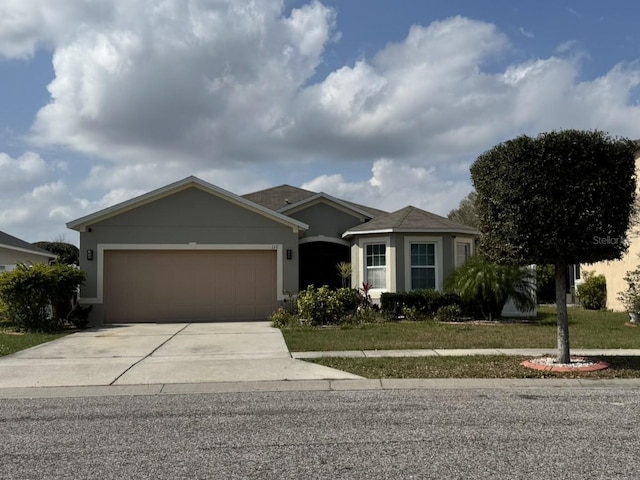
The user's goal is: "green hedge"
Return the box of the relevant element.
[380,290,467,319]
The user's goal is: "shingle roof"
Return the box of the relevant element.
[0,230,56,257]
[242,185,388,218]
[241,185,317,212]
[343,206,479,236]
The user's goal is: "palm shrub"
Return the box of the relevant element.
[336,262,352,288]
[445,255,535,320]
[576,271,607,310]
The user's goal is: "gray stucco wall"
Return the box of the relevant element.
[77,187,300,309]
[287,202,365,240]
[352,232,477,293]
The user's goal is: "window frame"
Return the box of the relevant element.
[409,243,436,290]
[455,239,473,268]
[357,236,392,293]
[364,243,387,289]
[404,236,442,291]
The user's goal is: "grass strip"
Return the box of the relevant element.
[310,355,640,379]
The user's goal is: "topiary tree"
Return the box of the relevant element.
[471,130,636,363]
[445,254,536,321]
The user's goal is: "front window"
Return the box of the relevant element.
[455,242,471,268]
[410,243,435,290]
[365,244,386,288]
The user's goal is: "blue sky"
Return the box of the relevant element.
[1,0,640,245]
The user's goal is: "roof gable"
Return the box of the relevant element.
[278,192,375,220]
[0,230,56,258]
[343,206,479,237]
[66,176,308,232]
[243,185,388,219]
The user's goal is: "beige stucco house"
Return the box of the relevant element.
[0,230,56,272]
[67,176,478,324]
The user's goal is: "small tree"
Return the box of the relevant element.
[445,255,535,320]
[447,191,479,229]
[471,130,636,363]
[617,259,640,316]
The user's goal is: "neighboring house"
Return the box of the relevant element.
[587,150,640,311]
[0,230,56,272]
[66,176,478,324]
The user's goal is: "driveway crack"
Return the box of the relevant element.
[109,324,191,386]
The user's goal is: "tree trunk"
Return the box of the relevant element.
[555,261,570,364]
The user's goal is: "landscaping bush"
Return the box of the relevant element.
[0,263,86,332]
[435,304,463,322]
[269,307,305,328]
[297,285,359,326]
[576,271,607,310]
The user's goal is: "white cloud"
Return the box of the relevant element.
[16,4,640,173]
[0,0,114,58]
[0,151,49,190]
[301,159,472,216]
[0,180,85,243]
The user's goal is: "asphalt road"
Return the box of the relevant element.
[1,388,638,479]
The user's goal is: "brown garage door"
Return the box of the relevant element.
[104,250,277,323]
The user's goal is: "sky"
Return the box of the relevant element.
[2,1,640,245]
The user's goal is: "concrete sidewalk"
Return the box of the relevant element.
[292,348,640,359]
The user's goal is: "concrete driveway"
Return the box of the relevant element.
[0,322,361,388]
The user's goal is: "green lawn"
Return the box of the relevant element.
[0,330,66,357]
[282,306,639,352]
[0,316,67,357]
[311,355,640,379]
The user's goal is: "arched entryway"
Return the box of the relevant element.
[299,239,350,290]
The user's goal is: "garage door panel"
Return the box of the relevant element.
[104,250,277,323]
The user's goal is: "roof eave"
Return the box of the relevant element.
[0,243,57,258]
[342,228,480,238]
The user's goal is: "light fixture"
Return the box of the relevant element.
[87,249,94,261]
[286,249,293,260]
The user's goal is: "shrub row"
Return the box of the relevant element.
[270,286,476,328]
[380,290,469,320]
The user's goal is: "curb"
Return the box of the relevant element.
[2,378,640,399]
